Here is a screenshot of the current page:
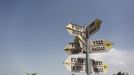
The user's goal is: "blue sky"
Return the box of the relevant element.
[0,0,134,75]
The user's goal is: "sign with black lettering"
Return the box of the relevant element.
[91,46,106,52]
[86,19,102,38]
[66,23,85,32]
[91,60,105,73]
[64,40,83,55]
[93,40,103,45]
[63,55,86,73]
[71,65,84,72]
[89,39,113,53]
[66,23,85,37]
[89,39,112,46]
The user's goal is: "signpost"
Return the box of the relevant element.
[64,18,112,75]
[85,19,102,75]
[66,23,85,37]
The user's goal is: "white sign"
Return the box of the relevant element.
[66,23,86,36]
[66,23,85,32]
[90,59,108,74]
[64,42,83,55]
[91,60,103,73]
[77,35,87,52]
[64,37,85,55]
[89,39,112,47]
[91,61,108,74]
[89,45,110,53]
[78,39,112,53]
[89,39,113,53]
[63,55,86,73]
[86,19,102,38]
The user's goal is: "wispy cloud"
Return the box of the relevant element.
[90,48,134,75]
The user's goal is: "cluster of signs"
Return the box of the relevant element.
[63,55,108,74]
[63,19,113,74]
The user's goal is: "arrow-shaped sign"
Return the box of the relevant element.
[66,23,86,37]
[63,55,86,73]
[64,42,83,55]
[89,39,113,53]
[89,39,113,47]
[64,37,84,55]
[86,19,102,38]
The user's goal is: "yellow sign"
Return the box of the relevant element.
[86,18,102,38]
[103,64,109,73]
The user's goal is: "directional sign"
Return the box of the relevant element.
[64,37,85,55]
[77,35,87,52]
[89,39,112,47]
[90,59,109,74]
[86,19,102,38]
[89,39,113,53]
[64,36,86,55]
[92,64,108,74]
[63,55,86,73]
[78,39,112,53]
[64,42,83,55]
[90,46,108,53]
[91,60,103,73]
[66,23,86,36]
[63,55,108,74]
[66,23,85,32]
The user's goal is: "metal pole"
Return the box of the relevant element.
[86,38,90,75]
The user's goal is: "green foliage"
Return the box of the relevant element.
[26,73,37,75]
[113,71,128,75]
[31,73,37,75]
